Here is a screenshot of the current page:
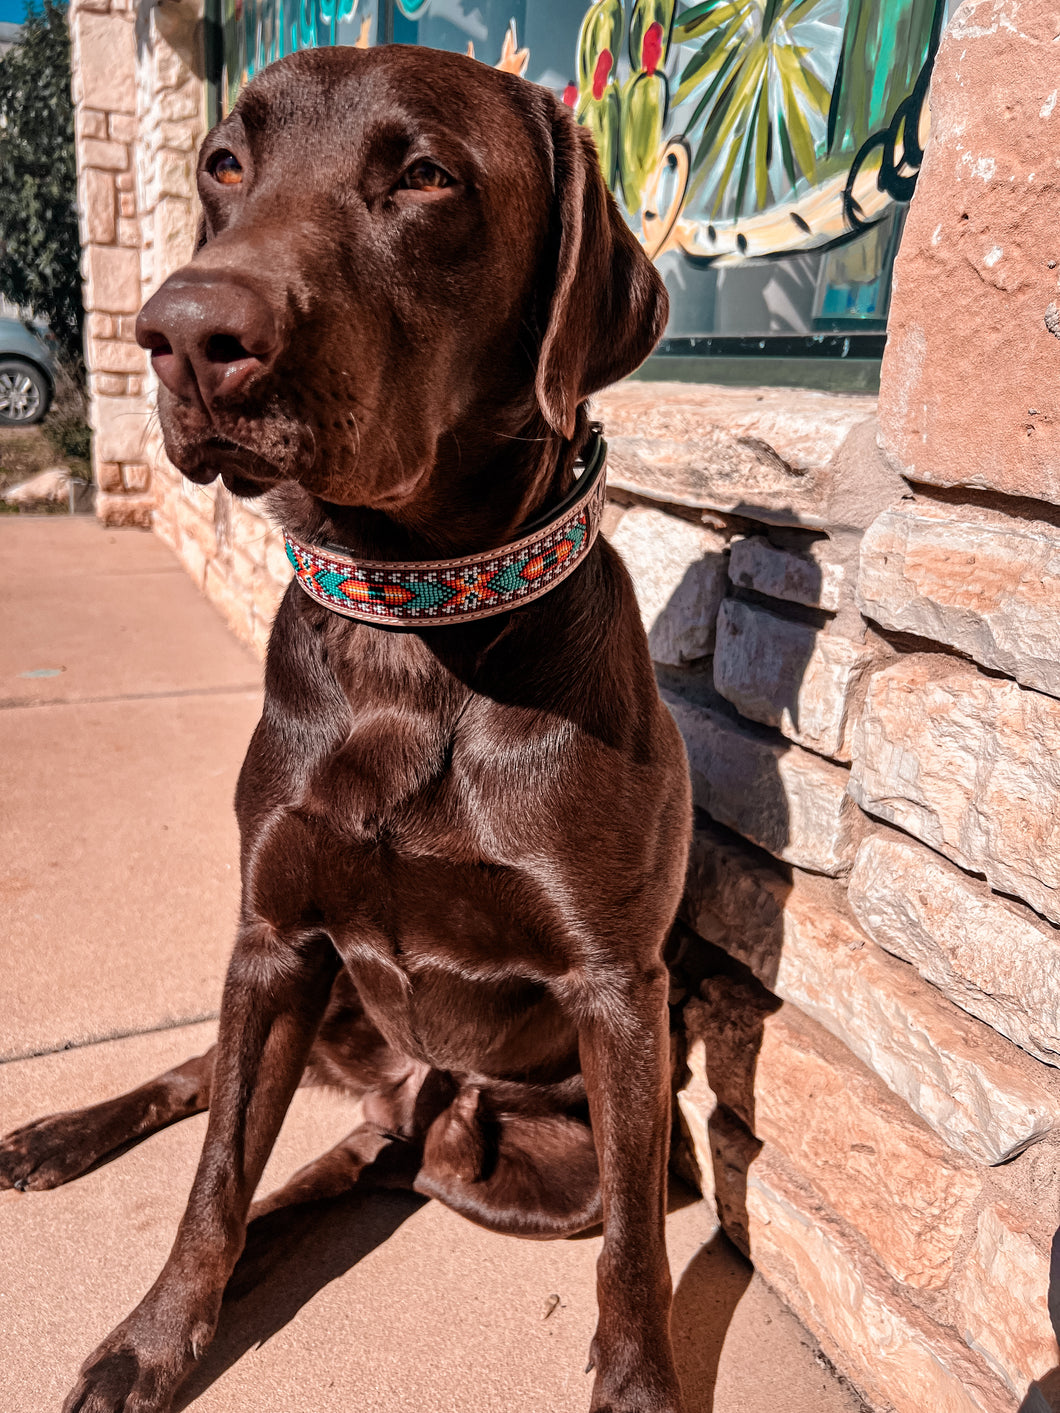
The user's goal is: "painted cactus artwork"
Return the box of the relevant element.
[568,0,674,208]
[218,0,377,114]
[215,0,948,321]
[568,0,946,263]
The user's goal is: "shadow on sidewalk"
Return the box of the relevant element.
[174,1187,427,1410]
[174,1174,741,1411]
[671,1228,754,1412]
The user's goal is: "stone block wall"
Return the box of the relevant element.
[603,4,1060,1407]
[70,0,289,657]
[68,0,1060,1407]
[601,379,1050,1409]
[605,381,1060,1411]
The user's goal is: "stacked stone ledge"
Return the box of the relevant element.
[600,353,1060,1406]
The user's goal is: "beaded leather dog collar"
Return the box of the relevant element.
[283,430,607,627]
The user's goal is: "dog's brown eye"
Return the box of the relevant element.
[399,160,452,192]
[207,151,243,186]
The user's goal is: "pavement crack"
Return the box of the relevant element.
[0,1011,220,1065]
[0,684,261,711]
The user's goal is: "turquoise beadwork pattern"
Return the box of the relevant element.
[283,454,606,627]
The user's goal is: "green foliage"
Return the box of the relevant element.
[0,1,84,376]
[674,0,833,218]
[42,359,91,469]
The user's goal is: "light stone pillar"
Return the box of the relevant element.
[70,0,151,523]
[878,0,1060,499]
[70,0,208,527]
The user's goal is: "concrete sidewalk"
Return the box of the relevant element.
[0,517,865,1413]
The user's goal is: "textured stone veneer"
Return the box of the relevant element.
[877,0,1060,502]
[70,0,151,523]
[69,0,1060,1408]
[71,0,287,657]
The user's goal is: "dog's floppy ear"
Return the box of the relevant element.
[535,103,668,440]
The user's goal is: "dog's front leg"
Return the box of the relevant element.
[62,924,339,1413]
[580,964,685,1413]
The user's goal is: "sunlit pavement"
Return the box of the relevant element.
[0,516,865,1412]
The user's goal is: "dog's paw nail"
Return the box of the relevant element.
[13,1178,27,1191]
[585,1359,595,1374]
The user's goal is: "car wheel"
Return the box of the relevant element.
[0,359,51,425]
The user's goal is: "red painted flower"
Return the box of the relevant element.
[642,22,663,77]
[563,82,578,108]
[592,49,613,101]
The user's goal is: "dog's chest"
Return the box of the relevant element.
[296,819,580,1073]
[286,632,578,865]
[240,616,603,1068]
[244,675,585,1071]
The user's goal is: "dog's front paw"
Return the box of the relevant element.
[589,1389,685,1413]
[589,1384,685,1413]
[587,1334,686,1413]
[589,1386,685,1413]
[63,1345,164,1413]
[0,1111,98,1190]
[62,1303,215,1413]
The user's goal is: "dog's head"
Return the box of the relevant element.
[136,45,666,509]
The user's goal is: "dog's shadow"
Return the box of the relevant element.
[174,1178,747,1411]
[173,1187,427,1410]
[670,1228,753,1412]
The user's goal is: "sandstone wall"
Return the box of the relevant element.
[612,3,1060,1406]
[70,0,289,658]
[69,0,1060,1407]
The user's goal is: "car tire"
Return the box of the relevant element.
[0,358,51,426]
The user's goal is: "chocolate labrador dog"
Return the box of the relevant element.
[0,44,691,1413]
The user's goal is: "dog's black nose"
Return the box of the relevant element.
[135,272,278,410]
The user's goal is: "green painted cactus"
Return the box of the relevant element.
[577,0,623,90]
[574,0,624,188]
[620,73,666,210]
[627,0,673,76]
[619,0,673,211]
[571,0,676,209]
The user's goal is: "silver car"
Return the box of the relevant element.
[0,316,57,425]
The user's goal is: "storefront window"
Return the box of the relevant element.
[206,0,952,382]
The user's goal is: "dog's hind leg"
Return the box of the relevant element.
[247,1060,445,1221]
[415,1087,602,1239]
[0,1047,216,1191]
[0,975,396,1195]
[247,1121,422,1222]
[248,1089,603,1243]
